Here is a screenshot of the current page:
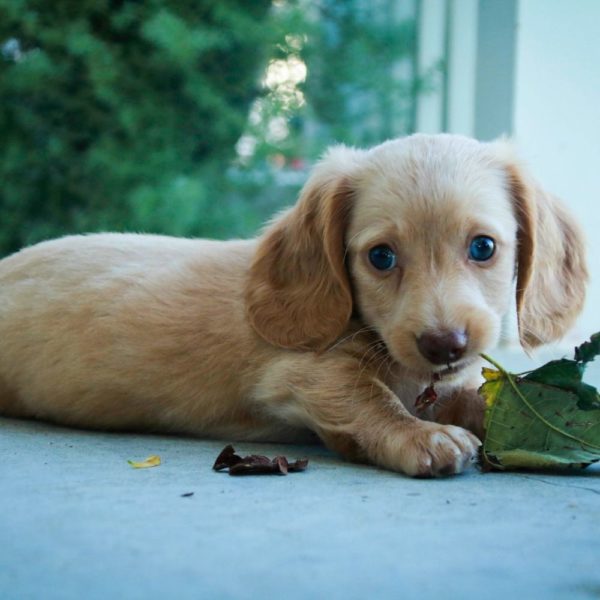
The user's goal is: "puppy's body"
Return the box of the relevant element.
[0,135,587,476]
[0,235,279,437]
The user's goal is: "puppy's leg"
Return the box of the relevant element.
[255,355,481,477]
[434,389,486,441]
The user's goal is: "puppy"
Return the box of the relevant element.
[0,134,587,477]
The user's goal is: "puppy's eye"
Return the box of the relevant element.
[368,245,397,271]
[469,235,495,261]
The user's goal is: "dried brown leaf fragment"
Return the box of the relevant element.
[212,444,309,476]
[415,383,438,414]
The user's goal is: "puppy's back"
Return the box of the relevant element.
[0,234,268,434]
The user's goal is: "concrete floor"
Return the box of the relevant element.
[1,348,599,600]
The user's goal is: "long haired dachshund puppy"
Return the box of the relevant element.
[0,134,587,477]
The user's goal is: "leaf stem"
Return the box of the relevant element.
[480,353,505,373]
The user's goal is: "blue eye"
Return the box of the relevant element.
[368,245,397,271]
[469,236,495,261]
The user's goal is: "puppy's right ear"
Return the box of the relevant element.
[246,146,365,351]
[505,161,588,348]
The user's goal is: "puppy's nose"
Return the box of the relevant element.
[416,329,468,365]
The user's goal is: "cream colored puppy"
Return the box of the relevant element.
[0,134,587,477]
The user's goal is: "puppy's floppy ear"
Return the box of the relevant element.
[502,156,588,348]
[246,146,365,351]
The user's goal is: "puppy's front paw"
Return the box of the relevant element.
[392,421,481,477]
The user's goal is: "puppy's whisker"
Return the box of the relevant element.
[342,230,364,264]
[352,344,390,397]
[326,325,378,354]
[368,352,393,402]
[352,346,384,388]
[355,341,388,373]
[382,353,400,383]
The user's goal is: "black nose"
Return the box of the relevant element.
[416,329,468,365]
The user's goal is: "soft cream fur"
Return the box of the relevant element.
[0,134,587,477]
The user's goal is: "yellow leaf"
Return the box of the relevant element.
[128,455,161,469]
[481,367,502,382]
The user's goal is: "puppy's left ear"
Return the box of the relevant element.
[246,146,365,351]
[500,152,588,348]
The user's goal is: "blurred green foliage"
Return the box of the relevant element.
[0,0,273,255]
[240,0,421,167]
[304,1,418,147]
[0,0,421,257]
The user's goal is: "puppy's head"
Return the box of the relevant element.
[246,134,587,382]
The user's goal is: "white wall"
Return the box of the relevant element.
[513,0,600,340]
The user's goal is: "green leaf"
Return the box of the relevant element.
[523,359,600,411]
[574,332,600,364]
[480,341,600,471]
